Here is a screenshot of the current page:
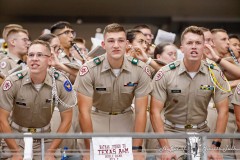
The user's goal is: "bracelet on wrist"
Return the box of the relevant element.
[132,146,142,152]
[215,57,222,64]
[146,57,152,65]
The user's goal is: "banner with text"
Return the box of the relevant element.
[91,137,133,160]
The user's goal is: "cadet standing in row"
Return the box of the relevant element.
[0,40,76,160]
[150,26,231,159]
[74,23,152,160]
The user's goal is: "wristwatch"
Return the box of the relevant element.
[132,146,142,152]
[212,141,221,147]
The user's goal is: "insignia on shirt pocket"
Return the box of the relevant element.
[96,88,107,91]
[64,80,72,92]
[124,82,138,87]
[200,85,214,90]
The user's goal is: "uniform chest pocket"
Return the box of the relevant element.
[42,99,52,108]
[121,86,135,94]
[197,90,212,97]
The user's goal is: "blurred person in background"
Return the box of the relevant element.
[134,24,155,56]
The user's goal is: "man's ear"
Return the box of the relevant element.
[180,45,184,53]
[101,41,105,49]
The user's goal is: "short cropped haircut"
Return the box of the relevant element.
[73,37,86,44]
[6,28,29,39]
[211,28,227,34]
[38,34,57,43]
[50,21,73,34]
[126,29,143,43]
[199,27,210,32]
[103,23,125,36]
[133,24,151,30]
[181,26,204,43]
[229,34,239,40]
[29,39,51,54]
[2,24,23,38]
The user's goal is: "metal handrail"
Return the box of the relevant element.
[1,132,240,160]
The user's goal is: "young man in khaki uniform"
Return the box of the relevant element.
[50,21,81,83]
[0,28,30,78]
[150,26,231,159]
[0,40,76,159]
[74,23,152,160]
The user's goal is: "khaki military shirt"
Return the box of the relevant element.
[0,68,75,128]
[0,53,25,77]
[58,51,81,69]
[0,48,8,60]
[231,83,240,106]
[151,60,231,125]
[74,54,152,112]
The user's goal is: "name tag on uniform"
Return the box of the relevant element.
[171,90,181,93]
[16,101,26,106]
[96,88,106,91]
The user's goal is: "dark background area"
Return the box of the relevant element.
[1,0,240,47]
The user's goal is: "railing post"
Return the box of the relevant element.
[41,138,45,160]
[201,136,207,160]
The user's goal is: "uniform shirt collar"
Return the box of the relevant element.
[101,54,131,73]
[23,69,53,87]
[178,60,208,75]
[7,52,21,63]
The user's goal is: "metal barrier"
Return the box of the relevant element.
[1,132,240,160]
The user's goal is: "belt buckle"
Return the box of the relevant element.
[185,124,193,129]
[28,128,37,133]
[109,112,119,115]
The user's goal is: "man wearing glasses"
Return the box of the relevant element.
[0,28,30,79]
[50,21,81,83]
[0,40,75,159]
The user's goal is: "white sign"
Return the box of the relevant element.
[154,29,176,45]
[91,137,133,160]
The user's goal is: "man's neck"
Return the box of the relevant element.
[107,56,124,69]
[30,72,47,84]
[63,48,71,57]
[183,59,201,72]
[9,48,24,60]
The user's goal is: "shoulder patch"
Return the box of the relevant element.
[16,73,23,79]
[145,66,151,76]
[155,71,164,81]
[169,63,176,70]
[54,72,60,79]
[0,61,7,69]
[64,80,72,92]
[93,57,101,65]
[79,66,89,76]
[220,71,227,81]
[2,80,12,91]
[131,58,139,65]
